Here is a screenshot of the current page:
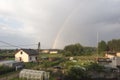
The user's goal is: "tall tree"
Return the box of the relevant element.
[98,40,107,53]
[108,39,120,51]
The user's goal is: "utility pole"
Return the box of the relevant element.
[38,42,40,53]
[97,32,99,59]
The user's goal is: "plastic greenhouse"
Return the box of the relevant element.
[19,69,49,80]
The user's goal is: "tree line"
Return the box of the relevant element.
[98,39,120,53]
[63,39,120,56]
[63,43,96,56]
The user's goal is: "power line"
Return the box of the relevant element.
[18,44,37,46]
[0,44,37,47]
[0,40,38,48]
[0,40,21,48]
[0,45,14,47]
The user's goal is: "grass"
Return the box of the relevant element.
[0,71,19,78]
[39,53,63,58]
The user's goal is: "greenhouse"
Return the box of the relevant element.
[19,69,49,80]
[0,60,24,68]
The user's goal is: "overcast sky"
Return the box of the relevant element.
[0,0,120,49]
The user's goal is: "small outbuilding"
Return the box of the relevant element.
[40,49,60,54]
[19,69,49,80]
[0,60,24,69]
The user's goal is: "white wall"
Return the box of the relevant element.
[15,50,29,62]
[49,51,58,54]
[29,56,37,62]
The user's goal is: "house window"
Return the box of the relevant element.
[21,52,23,55]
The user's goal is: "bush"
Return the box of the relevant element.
[63,51,72,57]
[64,66,88,80]
[86,62,105,72]
[42,58,65,68]
[24,62,38,69]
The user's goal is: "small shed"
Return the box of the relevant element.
[0,60,24,70]
[19,69,49,80]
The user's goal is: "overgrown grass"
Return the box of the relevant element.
[0,71,19,78]
[24,62,39,69]
[39,53,63,58]
[0,66,15,75]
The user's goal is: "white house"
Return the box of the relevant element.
[15,49,38,62]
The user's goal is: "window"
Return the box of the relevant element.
[21,52,23,55]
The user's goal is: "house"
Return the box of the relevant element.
[15,49,38,62]
[99,51,120,68]
[105,52,120,58]
[98,57,120,68]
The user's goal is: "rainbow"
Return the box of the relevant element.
[52,5,81,49]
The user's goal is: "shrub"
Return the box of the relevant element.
[64,66,88,80]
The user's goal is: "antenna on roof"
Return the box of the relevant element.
[38,42,40,53]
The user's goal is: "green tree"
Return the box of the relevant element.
[108,39,120,51]
[83,47,96,55]
[63,51,72,56]
[98,40,107,53]
[86,63,105,72]
[64,43,83,56]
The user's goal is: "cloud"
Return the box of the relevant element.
[53,0,120,48]
[0,0,120,49]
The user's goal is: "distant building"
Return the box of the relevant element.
[105,52,120,58]
[15,49,38,62]
[49,49,59,54]
[40,49,60,54]
[40,49,49,53]
[98,57,120,68]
